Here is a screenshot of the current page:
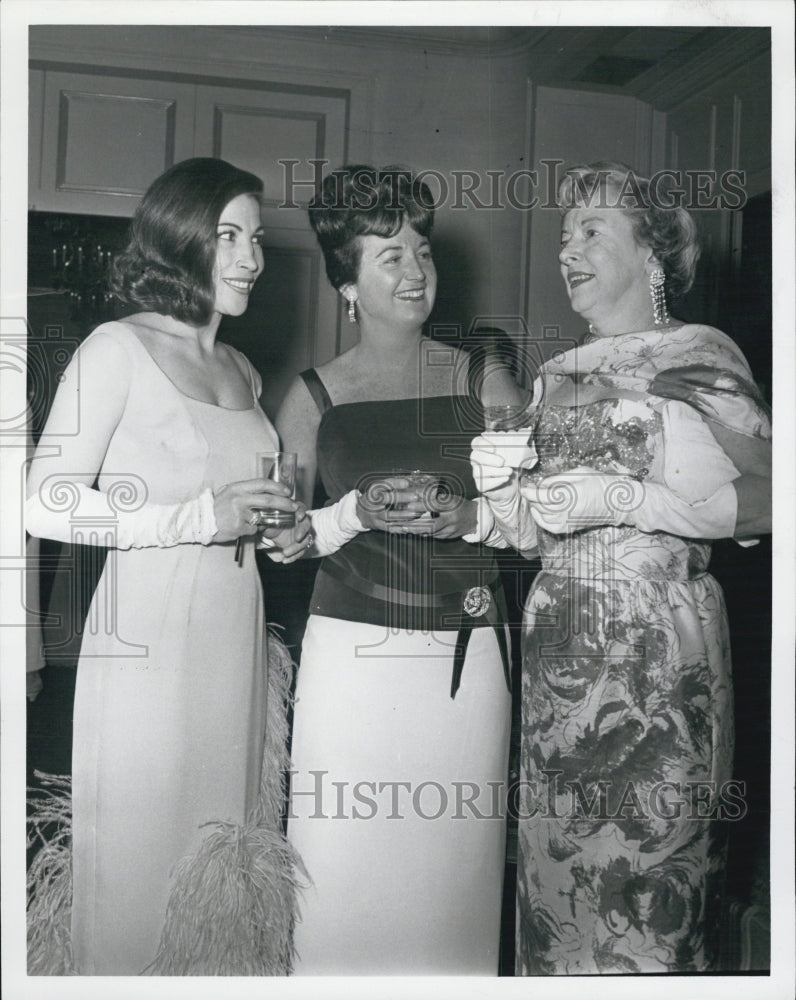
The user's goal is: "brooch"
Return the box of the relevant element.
[463,586,491,617]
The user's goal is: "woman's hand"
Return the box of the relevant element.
[470,431,537,494]
[385,499,479,540]
[354,476,424,532]
[355,475,479,539]
[521,466,675,534]
[520,468,637,534]
[212,477,298,543]
[261,507,314,563]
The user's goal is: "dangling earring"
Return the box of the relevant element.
[649,267,669,326]
[347,297,357,324]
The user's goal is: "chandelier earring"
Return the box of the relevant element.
[347,297,357,324]
[649,267,669,326]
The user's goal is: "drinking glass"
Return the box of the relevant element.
[483,378,546,485]
[383,470,441,521]
[483,403,530,431]
[255,451,297,529]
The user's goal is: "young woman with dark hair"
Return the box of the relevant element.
[26,157,311,975]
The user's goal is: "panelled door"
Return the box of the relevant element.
[194,84,353,417]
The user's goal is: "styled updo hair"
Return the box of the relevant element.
[112,157,264,325]
[308,165,435,290]
[557,161,700,302]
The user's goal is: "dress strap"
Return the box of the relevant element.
[299,368,334,416]
[243,356,259,404]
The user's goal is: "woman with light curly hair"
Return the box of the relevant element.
[471,161,771,973]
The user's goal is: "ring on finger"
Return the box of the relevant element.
[248,512,261,527]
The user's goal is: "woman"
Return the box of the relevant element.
[26,158,311,975]
[275,164,524,974]
[470,161,771,974]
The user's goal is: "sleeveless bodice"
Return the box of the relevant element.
[310,395,500,631]
[97,330,277,503]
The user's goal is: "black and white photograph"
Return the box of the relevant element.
[1,2,793,998]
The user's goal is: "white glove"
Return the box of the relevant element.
[461,496,509,548]
[462,478,537,555]
[308,489,368,556]
[521,470,738,539]
[470,430,537,493]
[26,480,217,548]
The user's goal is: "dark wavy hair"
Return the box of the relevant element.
[308,164,435,290]
[111,158,264,325]
[557,161,700,302]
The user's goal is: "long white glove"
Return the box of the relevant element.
[469,430,537,493]
[521,470,738,539]
[26,480,217,548]
[307,488,368,556]
[461,496,509,548]
[468,430,538,553]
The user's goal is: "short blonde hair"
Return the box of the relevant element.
[557,161,700,301]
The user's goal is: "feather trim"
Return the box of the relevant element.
[149,629,309,974]
[148,821,306,975]
[26,772,75,974]
[27,628,307,975]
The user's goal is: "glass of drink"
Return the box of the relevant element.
[483,403,530,431]
[381,470,440,521]
[255,451,297,529]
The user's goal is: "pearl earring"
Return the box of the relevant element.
[649,268,669,326]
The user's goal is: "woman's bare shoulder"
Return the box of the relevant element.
[79,318,146,359]
[312,347,359,395]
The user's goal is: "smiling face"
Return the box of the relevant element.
[212,193,265,317]
[559,203,657,335]
[344,220,437,334]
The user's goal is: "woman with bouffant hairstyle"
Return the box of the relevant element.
[26,157,311,975]
[471,160,771,974]
[274,164,525,973]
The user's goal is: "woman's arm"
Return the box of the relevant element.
[478,357,530,409]
[27,329,132,503]
[469,434,539,555]
[27,328,295,547]
[398,351,530,541]
[273,375,359,562]
[275,377,321,509]
[706,422,771,538]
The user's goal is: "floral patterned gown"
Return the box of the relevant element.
[514,324,771,974]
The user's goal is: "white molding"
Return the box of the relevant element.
[649,109,669,174]
[30,28,375,173]
[227,25,543,60]
[633,100,653,177]
[519,76,536,351]
[29,29,369,97]
[669,130,679,172]
[633,29,770,112]
[731,94,743,171]
[708,103,718,174]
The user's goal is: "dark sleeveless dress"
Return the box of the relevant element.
[287,374,512,974]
